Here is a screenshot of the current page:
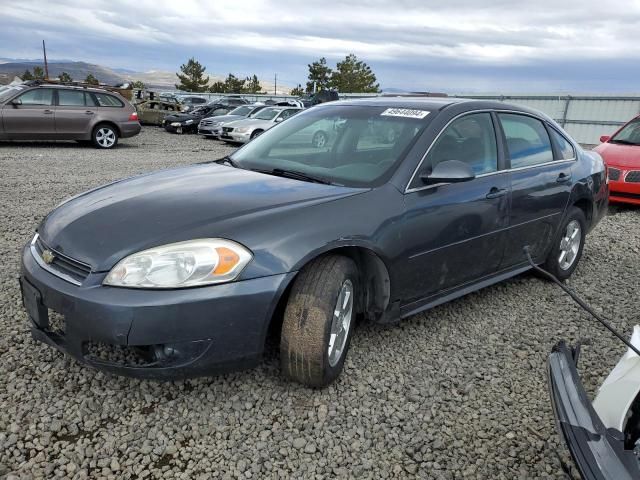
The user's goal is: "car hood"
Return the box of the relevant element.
[164,112,205,123]
[39,164,364,272]
[594,143,640,169]
[202,114,242,124]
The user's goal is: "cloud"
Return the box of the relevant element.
[2,0,640,92]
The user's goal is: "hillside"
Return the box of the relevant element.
[0,59,289,93]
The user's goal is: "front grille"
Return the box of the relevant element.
[222,127,234,133]
[608,167,621,181]
[611,191,640,200]
[200,120,213,127]
[625,170,640,183]
[32,234,91,284]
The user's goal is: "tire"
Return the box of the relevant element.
[92,124,119,149]
[280,255,359,387]
[250,130,263,140]
[312,131,328,148]
[543,206,587,281]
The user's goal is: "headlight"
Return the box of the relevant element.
[185,119,194,125]
[235,127,251,133]
[171,122,181,127]
[104,239,252,289]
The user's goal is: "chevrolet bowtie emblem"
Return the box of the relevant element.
[42,250,55,264]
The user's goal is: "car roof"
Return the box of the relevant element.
[323,96,554,121]
[29,83,113,94]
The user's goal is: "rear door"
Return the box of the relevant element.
[497,113,575,267]
[54,90,97,138]
[2,88,55,138]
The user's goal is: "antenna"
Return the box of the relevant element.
[274,73,277,95]
[42,40,49,80]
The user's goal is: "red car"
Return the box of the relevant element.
[595,115,640,205]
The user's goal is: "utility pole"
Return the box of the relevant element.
[274,73,277,95]
[42,40,49,80]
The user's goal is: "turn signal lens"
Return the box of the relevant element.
[213,247,240,275]
[129,112,139,121]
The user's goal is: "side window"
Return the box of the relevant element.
[498,114,553,168]
[57,90,86,106]
[17,88,53,106]
[425,112,498,176]
[94,93,124,107]
[549,128,576,160]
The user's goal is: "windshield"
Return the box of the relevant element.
[229,105,253,116]
[0,85,26,103]
[611,119,640,145]
[231,105,432,187]
[252,108,280,121]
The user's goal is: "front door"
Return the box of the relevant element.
[400,112,510,305]
[2,88,55,138]
[54,90,97,138]
[496,113,574,267]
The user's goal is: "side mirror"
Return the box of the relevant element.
[275,117,284,123]
[600,135,610,143]
[420,160,476,185]
[10,98,22,107]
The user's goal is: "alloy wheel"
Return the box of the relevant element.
[328,279,354,367]
[558,220,582,270]
[96,128,116,148]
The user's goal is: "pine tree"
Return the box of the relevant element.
[58,72,73,82]
[21,69,34,80]
[175,58,210,92]
[243,75,262,94]
[290,84,305,96]
[330,54,379,93]
[131,80,146,90]
[85,74,99,85]
[32,67,45,80]
[306,58,332,93]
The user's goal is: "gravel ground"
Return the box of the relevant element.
[1,128,639,479]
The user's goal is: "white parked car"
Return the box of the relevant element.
[219,106,302,144]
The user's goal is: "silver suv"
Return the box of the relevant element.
[0,82,141,149]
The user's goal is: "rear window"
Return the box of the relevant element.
[94,93,124,107]
[498,113,554,168]
[58,90,94,107]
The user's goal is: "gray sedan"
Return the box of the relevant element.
[220,106,302,143]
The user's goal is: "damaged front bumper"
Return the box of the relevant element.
[20,242,295,379]
[547,341,640,479]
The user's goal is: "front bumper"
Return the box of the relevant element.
[220,131,251,143]
[20,243,295,379]
[609,178,640,205]
[547,341,640,479]
[198,126,221,137]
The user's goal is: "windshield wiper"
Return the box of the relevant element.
[216,156,238,167]
[252,168,333,185]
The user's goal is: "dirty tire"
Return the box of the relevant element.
[280,255,358,387]
[543,206,586,281]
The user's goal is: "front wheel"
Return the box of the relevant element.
[250,130,263,140]
[543,206,586,281]
[92,124,119,149]
[280,255,358,387]
[312,131,328,148]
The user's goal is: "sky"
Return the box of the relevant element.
[2,0,640,93]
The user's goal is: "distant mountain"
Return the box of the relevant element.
[0,59,290,93]
[0,61,125,85]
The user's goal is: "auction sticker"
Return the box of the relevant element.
[381,108,430,119]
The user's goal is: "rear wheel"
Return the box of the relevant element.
[92,124,118,149]
[280,255,358,387]
[543,206,586,280]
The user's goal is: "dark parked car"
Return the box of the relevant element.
[162,99,248,134]
[0,82,141,148]
[19,98,607,386]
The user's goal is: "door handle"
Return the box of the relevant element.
[556,172,572,183]
[85,111,95,115]
[486,187,507,199]
[43,109,53,114]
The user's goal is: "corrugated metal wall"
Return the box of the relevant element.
[453,95,640,146]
